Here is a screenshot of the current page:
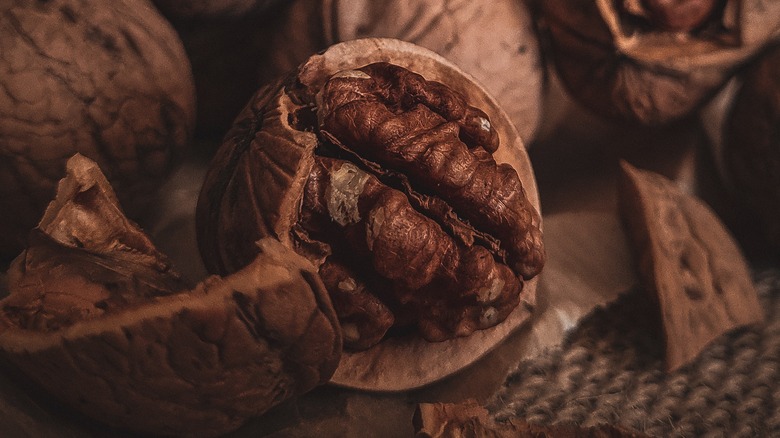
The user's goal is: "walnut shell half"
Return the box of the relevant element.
[197,38,542,390]
[0,155,341,437]
[538,0,780,125]
[153,0,283,20]
[723,44,780,249]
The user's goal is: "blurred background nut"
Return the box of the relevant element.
[160,0,544,147]
[0,155,342,437]
[0,0,196,263]
[535,0,780,125]
[153,0,284,19]
[705,44,780,252]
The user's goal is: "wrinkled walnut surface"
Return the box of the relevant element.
[625,0,718,32]
[538,0,780,124]
[618,161,763,371]
[0,155,341,437]
[0,0,196,261]
[197,38,542,390]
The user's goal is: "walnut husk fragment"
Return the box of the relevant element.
[196,38,543,390]
[0,0,196,262]
[537,0,780,125]
[0,155,341,437]
[618,161,763,371]
[413,400,651,438]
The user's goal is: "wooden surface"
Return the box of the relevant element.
[0,64,726,436]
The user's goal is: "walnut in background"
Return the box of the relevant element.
[0,155,341,437]
[0,0,196,263]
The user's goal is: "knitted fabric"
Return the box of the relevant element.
[488,269,780,437]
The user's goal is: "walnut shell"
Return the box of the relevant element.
[0,155,341,436]
[0,0,196,262]
[537,0,780,125]
[197,38,542,390]
[618,161,763,371]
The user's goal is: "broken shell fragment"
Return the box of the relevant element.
[0,155,341,437]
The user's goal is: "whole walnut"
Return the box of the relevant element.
[0,155,341,437]
[0,0,196,262]
[197,38,544,390]
[535,0,780,125]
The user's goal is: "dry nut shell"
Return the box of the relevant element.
[0,155,341,437]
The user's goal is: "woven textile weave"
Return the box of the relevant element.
[488,269,780,437]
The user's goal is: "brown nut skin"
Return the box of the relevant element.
[0,0,196,263]
[196,38,543,390]
[0,155,341,437]
[537,0,780,125]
